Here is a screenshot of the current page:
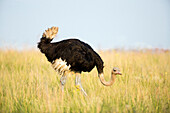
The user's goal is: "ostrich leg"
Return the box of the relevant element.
[75,73,87,96]
[60,74,67,93]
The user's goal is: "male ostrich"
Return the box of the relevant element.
[37,26,122,96]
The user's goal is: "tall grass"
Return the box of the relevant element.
[0,49,169,113]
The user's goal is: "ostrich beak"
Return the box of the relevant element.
[116,72,122,75]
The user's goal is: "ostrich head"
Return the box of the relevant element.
[112,67,122,75]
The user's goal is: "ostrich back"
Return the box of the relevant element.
[43,39,104,73]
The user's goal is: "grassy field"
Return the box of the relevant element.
[0,49,169,113]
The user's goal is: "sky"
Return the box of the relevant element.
[0,0,170,50]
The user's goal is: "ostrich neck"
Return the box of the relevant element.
[98,73,116,86]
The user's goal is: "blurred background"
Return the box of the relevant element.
[0,0,170,50]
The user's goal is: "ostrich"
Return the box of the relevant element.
[37,26,122,96]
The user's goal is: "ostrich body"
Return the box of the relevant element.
[38,27,122,96]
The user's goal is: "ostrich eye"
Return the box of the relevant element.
[113,69,116,72]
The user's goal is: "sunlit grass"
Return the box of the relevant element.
[0,49,169,112]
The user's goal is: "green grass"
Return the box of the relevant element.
[0,49,169,113]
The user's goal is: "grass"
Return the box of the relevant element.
[0,49,169,113]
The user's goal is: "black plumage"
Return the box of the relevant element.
[38,37,104,74]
